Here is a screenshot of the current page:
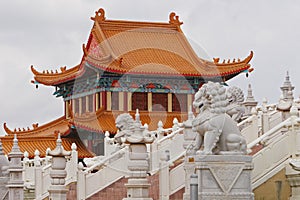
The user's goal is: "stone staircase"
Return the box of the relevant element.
[19,103,300,200]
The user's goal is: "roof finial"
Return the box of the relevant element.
[169,12,183,25]
[91,8,106,22]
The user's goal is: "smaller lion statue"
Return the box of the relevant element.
[226,86,245,122]
[114,113,136,144]
[192,82,247,155]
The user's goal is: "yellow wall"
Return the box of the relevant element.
[254,169,290,200]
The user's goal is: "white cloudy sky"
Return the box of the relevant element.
[1,0,300,135]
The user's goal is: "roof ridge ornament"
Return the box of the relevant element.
[169,12,183,25]
[91,8,106,22]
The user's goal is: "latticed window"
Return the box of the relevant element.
[172,94,187,112]
[88,95,94,112]
[82,97,86,113]
[152,93,167,111]
[111,92,119,110]
[132,92,147,111]
[74,98,79,114]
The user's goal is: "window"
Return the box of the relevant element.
[82,97,86,113]
[88,95,94,112]
[111,92,119,110]
[74,98,79,114]
[152,93,167,111]
[172,94,187,112]
[132,92,148,111]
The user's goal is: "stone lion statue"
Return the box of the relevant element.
[114,113,136,144]
[226,86,245,122]
[192,82,247,155]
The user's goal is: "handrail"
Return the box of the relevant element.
[42,164,51,171]
[247,118,291,149]
[84,148,126,173]
[157,128,184,144]
[238,115,255,127]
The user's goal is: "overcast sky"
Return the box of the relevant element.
[1,0,300,135]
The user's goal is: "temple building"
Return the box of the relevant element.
[1,8,253,157]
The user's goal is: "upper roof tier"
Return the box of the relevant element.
[31,8,253,86]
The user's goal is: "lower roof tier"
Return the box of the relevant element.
[2,108,188,158]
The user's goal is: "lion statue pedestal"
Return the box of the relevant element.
[114,112,154,200]
[183,82,254,200]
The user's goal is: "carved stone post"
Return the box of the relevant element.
[6,134,24,200]
[183,82,254,199]
[159,150,170,200]
[286,160,300,200]
[182,108,196,156]
[48,133,71,200]
[114,111,154,200]
[0,139,9,200]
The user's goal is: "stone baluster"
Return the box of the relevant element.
[45,148,52,165]
[172,118,179,131]
[261,98,270,134]
[0,139,9,200]
[68,143,78,182]
[182,107,197,156]
[76,163,86,200]
[7,134,24,200]
[34,150,43,200]
[159,150,170,200]
[47,133,71,200]
[157,120,164,139]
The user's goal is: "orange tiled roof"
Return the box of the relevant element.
[3,116,71,137]
[2,108,185,157]
[31,8,253,86]
[3,116,94,158]
[0,135,94,159]
[73,107,188,134]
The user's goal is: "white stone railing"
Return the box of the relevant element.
[21,103,299,199]
[22,143,78,200]
[77,147,127,199]
[239,114,260,144]
[247,117,292,149]
[150,126,184,172]
[76,118,185,200]
[165,113,300,197]
[248,114,300,189]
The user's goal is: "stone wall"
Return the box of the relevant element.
[66,172,184,200]
[253,168,290,200]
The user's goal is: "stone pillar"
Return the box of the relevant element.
[286,160,300,200]
[183,159,196,200]
[159,150,170,200]
[148,92,152,112]
[48,133,71,200]
[6,134,24,200]
[0,139,9,200]
[34,150,43,200]
[182,108,197,156]
[114,111,154,200]
[168,93,172,112]
[107,91,112,111]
